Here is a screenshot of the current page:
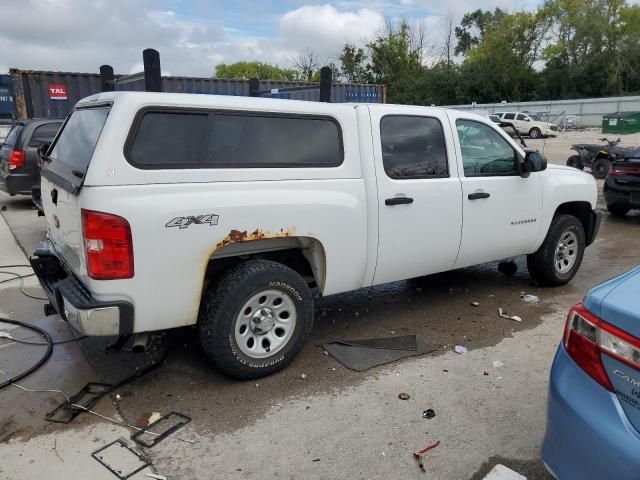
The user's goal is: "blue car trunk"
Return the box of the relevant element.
[584,266,640,433]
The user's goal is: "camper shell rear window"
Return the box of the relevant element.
[42,105,110,193]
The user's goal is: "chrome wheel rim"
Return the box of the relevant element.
[234,289,296,359]
[554,231,578,274]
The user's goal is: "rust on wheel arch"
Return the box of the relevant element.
[216,228,296,248]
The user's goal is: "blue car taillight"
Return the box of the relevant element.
[564,303,640,391]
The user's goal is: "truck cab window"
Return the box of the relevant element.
[456,119,518,176]
[380,115,448,179]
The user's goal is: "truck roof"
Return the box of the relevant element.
[76,91,451,115]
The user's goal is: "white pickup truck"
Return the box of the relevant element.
[31,92,600,378]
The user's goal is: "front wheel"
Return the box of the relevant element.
[591,157,610,179]
[529,127,542,139]
[198,260,313,379]
[527,214,585,286]
[566,155,584,170]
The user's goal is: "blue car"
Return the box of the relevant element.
[542,266,640,479]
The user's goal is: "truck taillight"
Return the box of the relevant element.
[81,209,134,280]
[564,303,640,391]
[610,163,640,176]
[8,150,25,170]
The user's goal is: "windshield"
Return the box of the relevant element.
[528,113,543,121]
[49,107,109,173]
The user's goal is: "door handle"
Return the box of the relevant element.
[385,197,414,206]
[468,192,490,200]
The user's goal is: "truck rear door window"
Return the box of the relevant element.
[49,107,109,172]
[126,110,342,168]
[380,115,448,179]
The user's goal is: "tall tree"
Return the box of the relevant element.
[459,10,551,102]
[540,0,640,97]
[454,8,506,56]
[367,19,425,103]
[214,61,299,80]
[339,44,372,83]
[293,49,320,81]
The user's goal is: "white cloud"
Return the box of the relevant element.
[280,5,384,56]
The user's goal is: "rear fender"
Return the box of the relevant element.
[209,236,327,292]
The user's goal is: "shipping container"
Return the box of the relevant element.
[8,69,386,119]
[0,74,16,122]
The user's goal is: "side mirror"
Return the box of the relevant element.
[524,150,547,175]
[36,142,51,167]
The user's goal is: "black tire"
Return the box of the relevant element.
[198,260,313,379]
[591,157,610,179]
[607,204,629,217]
[527,214,586,286]
[529,127,542,139]
[566,155,584,170]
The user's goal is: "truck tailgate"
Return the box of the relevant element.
[40,175,87,276]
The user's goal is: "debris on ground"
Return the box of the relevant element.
[483,371,489,376]
[492,360,504,368]
[92,439,151,479]
[148,412,162,424]
[498,308,522,322]
[398,392,410,400]
[422,409,435,419]
[300,373,307,379]
[520,292,540,304]
[323,335,436,372]
[470,301,480,307]
[414,440,440,472]
[454,345,468,354]
[145,474,167,480]
[132,411,191,448]
[497,260,518,278]
[482,464,527,479]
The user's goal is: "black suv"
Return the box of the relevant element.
[604,148,640,217]
[0,118,63,195]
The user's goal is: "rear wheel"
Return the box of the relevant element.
[591,157,610,179]
[198,260,313,379]
[566,155,584,170]
[607,204,629,217]
[529,127,542,139]
[527,214,585,286]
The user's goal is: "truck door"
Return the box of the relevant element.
[450,113,543,269]
[368,106,463,285]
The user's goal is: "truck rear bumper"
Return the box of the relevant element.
[30,240,134,336]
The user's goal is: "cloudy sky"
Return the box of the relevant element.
[1,0,540,77]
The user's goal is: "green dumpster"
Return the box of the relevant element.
[602,111,640,134]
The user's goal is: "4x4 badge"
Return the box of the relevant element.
[166,214,219,229]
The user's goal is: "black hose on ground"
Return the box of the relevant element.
[0,317,53,390]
